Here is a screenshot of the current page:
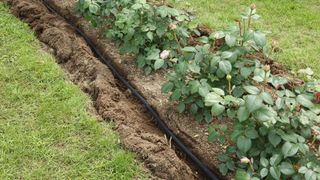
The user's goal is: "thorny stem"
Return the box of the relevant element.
[249,161,255,173]
[263,72,268,91]
[173,31,182,54]
[227,74,232,94]
[312,136,316,144]
[242,8,254,47]
[228,80,232,95]
[239,20,243,37]
[241,19,246,46]
[140,12,144,24]
[248,9,253,30]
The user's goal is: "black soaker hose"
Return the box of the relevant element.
[42,1,221,179]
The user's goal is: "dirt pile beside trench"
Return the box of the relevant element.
[4,0,198,179]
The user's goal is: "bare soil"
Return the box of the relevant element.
[4,0,203,179]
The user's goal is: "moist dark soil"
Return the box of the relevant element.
[4,0,204,179]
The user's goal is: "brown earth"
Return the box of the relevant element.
[3,0,205,179]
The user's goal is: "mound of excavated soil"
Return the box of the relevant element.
[4,0,201,179]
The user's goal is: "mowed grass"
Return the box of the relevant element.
[0,2,144,179]
[168,0,320,78]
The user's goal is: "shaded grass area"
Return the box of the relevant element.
[0,3,144,179]
[169,0,320,78]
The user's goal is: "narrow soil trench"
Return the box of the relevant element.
[4,0,203,179]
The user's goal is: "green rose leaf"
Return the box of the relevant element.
[219,60,232,74]
[271,76,288,88]
[171,89,181,101]
[240,67,253,78]
[188,63,201,74]
[282,142,299,158]
[225,34,237,47]
[211,103,225,116]
[261,91,274,105]
[199,86,210,97]
[245,128,259,139]
[268,131,281,147]
[252,68,265,82]
[237,136,252,153]
[260,157,269,167]
[144,66,152,75]
[235,169,250,180]
[243,86,261,95]
[245,95,263,113]
[298,166,308,174]
[299,115,309,125]
[205,92,224,106]
[285,89,296,97]
[237,106,250,122]
[305,169,317,180]
[296,95,314,109]
[177,102,185,113]
[147,48,160,60]
[226,160,235,171]
[276,98,285,109]
[189,80,200,94]
[213,31,225,39]
[280,162,295,175]
[161,82,174,93]
[212,88,225,96]
[219,163,228,176]
[270,154,282,166]
[198,36,209,43]
[253,32,267,47]
[208,131,219,142]
[190,103,198,114]
[254,107,275,122]
[131,3,142,10]
[221,51,234,59]
[89,3,99,14]
[154,58,164,70]
[260,168,269,178]
[147,31,153,41]
[270,166,281,180]
[182,46,197,52]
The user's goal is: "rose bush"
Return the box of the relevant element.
[77,0,320,179]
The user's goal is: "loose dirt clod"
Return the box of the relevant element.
[5,0,197,179]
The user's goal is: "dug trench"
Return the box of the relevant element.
[4,0,225,179]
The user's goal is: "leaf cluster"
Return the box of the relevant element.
[77,0,190,74]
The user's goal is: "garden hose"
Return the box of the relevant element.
[42,1,221,179]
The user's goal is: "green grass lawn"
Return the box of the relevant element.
[0,2,144,179]
[168,0,320,78]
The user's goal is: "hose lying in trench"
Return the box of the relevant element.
[42,1,221,179]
